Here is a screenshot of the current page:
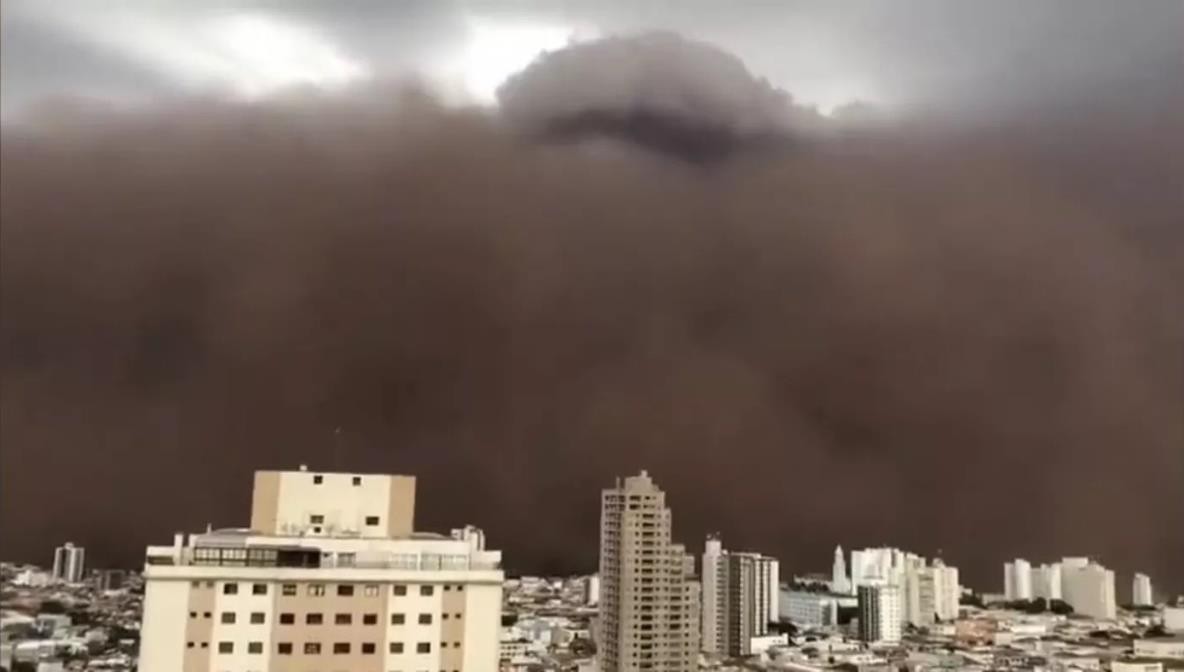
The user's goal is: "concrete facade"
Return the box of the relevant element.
[137,468,502,672]
[598,471,698,672]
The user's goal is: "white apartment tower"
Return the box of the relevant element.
[1133,573,1153,607]
[1004,559,1033,601]
[831,546,851,595]
[52,542,86,584]
[137,467,503,672]
[902,559,960,626]
[1061,557,1116,620]
[857,583,902,645]
[700,535,779,656]
[1032,563,1063,601]
[599,471,699,672]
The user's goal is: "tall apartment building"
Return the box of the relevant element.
[902,559,960,626]
[701,535,779,656]
[137,466,503,672]
[1061,558,1116,620]
[1032,563,1063,601]
[857,583,902,644]
[52,542,86,584]
[599,471,699,672]
[1132,573,1153,607]
[1004,559,1033,601]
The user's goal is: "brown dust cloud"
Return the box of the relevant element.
[2,33,1182,593]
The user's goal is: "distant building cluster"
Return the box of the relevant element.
[1005,556,1120,619]
[3,465,1181,672]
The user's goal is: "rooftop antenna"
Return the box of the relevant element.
[333,427,343,472]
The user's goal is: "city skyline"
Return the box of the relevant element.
[12,466,1176,603]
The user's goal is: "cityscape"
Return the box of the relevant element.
[2,2,1182,672]
[2,467,1181,671]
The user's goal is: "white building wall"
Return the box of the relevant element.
[766,559,780,623]
[1061,561,1116,620]
[1133,573,1153,607]
[138,579,190,672]
[1164,607,1184,632]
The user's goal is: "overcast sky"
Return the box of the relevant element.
[4,0,1181,117]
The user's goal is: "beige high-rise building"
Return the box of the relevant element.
[598,471,699,672]
[137,466,503,672]
[701,536,779,656]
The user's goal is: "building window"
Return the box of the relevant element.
[454,613,461,619]
[363,613,378,625]
[304,642,321,655]
[189,611,197,618]
[455,585,464,592]
[220,612,236,624]
[202,612,211,618]
[313,474,323,484]
[335,613,352,625]
[441,614,449,620]
[362,642,377,654]
[200,642,208,649]
[390,642,404,654]
[277,642,292,655]
[310,514,324,524]
[250,612,265,624]
[191,580,200,587]
[281,583,297,596]
[337,584,355,597]
[334,643,351,654]
[365,515,380,526]
[338,552,357,567]
[252,583,267,595]
[248,642,263,654]
[312,525,323,534]
[443,585,451,592]
[418,613,432,625]
[417,643,431,654]
[279,613,294,625]
[223,582,238,595]
[306,613,323,625]
[186,642,194,648]
[420,585,434,596]
[364,584,379,597]
[308,584,325,596]
[205,580,214,588]
[352,476,362,486]
[394,585,408,596]
[218,642,233,654]
[391,613,406,625]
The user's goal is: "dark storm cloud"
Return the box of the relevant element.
[3,20,1183,594]
[3,2,1184,595]
[497,32,818,162]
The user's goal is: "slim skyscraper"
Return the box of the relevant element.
[832,546,851,595]
[700,535,778,656]
[1132,573,1153,607]
[52,542,86,584]
[599,471,698,672]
